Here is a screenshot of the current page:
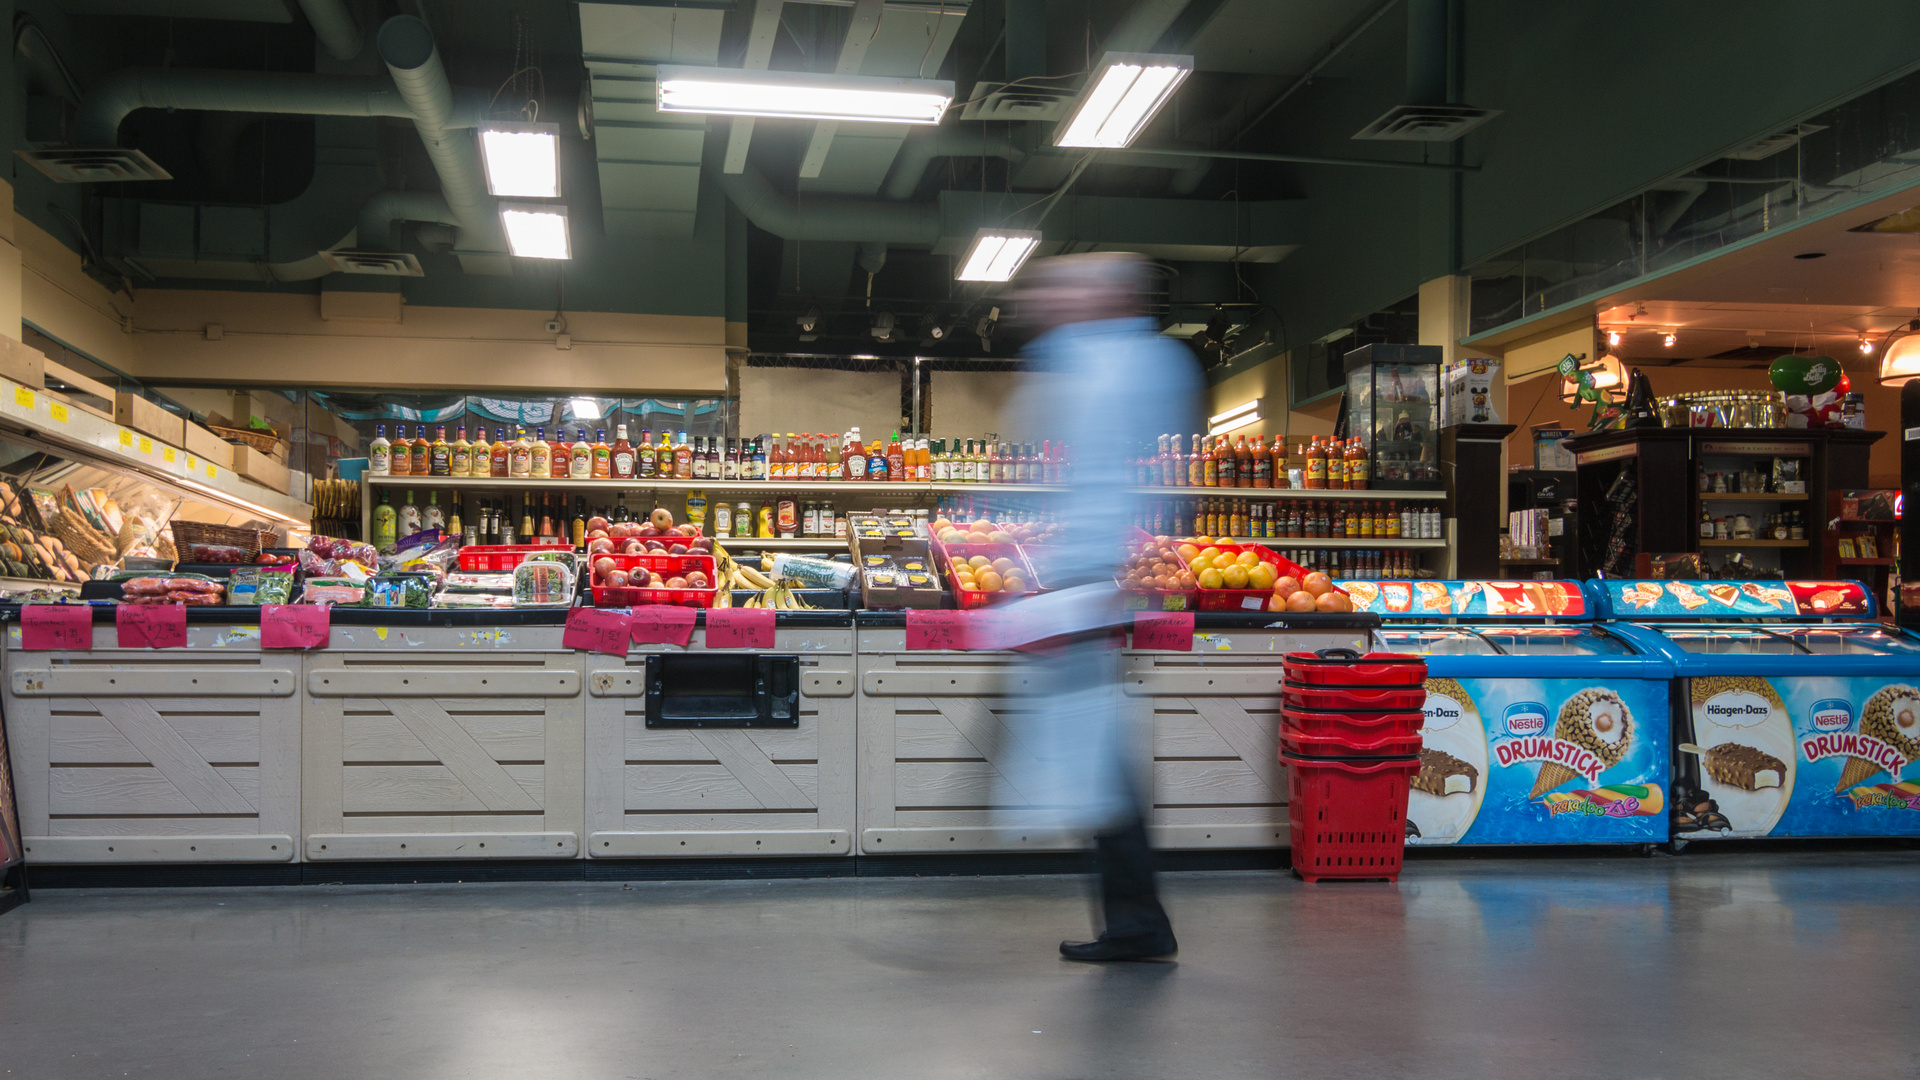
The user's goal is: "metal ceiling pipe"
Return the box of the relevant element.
[377,14,504,251]
[710,139,942,246]
[14,17,84,105]
[296,0,363,61]
[358,190,460,250]
[75,68,462,146]
[882,129,1026,200]
[1406,0,1447,104]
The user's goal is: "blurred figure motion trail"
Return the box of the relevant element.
[998,253,1205,962]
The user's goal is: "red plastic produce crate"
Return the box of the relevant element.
[1281,681,1427,713]
[587,552,719,608]
[1279,727,1423,759]
[1117,529,1198,611]
[1283,752,1419,882]
[457,544,574,572]
[1280,705,1425,744]
[1184,542,1351,613]
[1283,649,1427,688]
[931,541,1041,609]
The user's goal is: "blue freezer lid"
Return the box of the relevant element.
[1343,580,1589,621]
[1375,624,1674,678]
[1586,579,1877,621]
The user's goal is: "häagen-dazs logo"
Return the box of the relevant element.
[1423,692,1465,732]
[1809,698,1852,733]
[1504,701,1548,737]
[1702,690,1774,728]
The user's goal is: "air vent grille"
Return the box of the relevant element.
[16,148,171,183]
[320,250,425,277]
[1353,103,1500,142]
[959,82,1073,123]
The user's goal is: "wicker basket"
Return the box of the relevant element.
[170,520,265,557]
[210,424,280,452]
[51,511,115,567]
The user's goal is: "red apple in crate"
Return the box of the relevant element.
[651,508,675,531]
[630,567,653,588]
[668,543,688,555]
[588,529,609,540]
[605,569,629,588]
[685,570,710,588]
[636,523,661,538]
[587,538,615,555]
[666,576,688,589]
[645,540,667,553]
[587,516,610,533]
[609,522,633,539]
[619,539,645,555]
[592,556,617,578]
[689,538,712,553]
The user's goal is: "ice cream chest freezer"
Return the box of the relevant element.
[1341,580,1674,846]
[1594,579,1920,842]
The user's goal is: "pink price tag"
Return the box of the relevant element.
[260,604,330,649]
[1132,611,1194,652]
[564,607,632,656]
[630,605,697,646]
[117,603,187,648]
[705,607,775,649]
[906,609,971,650]
[966,608,1022,651]
[22,604,91,650]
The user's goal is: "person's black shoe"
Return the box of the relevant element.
[1059,932,1178,962]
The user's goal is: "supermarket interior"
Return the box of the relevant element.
[3,1,1920,1076]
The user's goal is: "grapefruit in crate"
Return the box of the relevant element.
[1117,531,1198,610]
[1182,541,1351,613]
[934,541,1040,609]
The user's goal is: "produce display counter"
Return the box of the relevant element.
[2,605,1381,867]
[854,610,1378,855]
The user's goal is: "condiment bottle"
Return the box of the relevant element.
[428,425,451,476]
[675,431,693,479]
[370,424,392,476]
[490,427,511,477]
[757,499,775,537]
[1348,438,1369,490]
[549,429,571,478]
[845,429,867,480]
[637,429,656,478]
[372,488,396,549]
[450,426,472,477]
[508,427,532,478]
[610,424,635,479]
[409,425,430,476]
[530,427,551,478]
[591,429,612,478]
[1306,437,1326,489]
[570,430,592,479]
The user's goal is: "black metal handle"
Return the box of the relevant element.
[1314,647,1362,661]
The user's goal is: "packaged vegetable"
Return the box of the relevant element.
[359,574,433,609]
[301,578,365,605]
[770,553,857,589]
[188,543,252,564]
[255,567,295,605]
[513,561,574,606]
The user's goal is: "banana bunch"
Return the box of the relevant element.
[741,583,816,610]
[313,478,361,520]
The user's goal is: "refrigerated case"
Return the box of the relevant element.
[1341,579,1672,845]
[1596,579,1920,841]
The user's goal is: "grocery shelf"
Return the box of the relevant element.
[711,538,849,549]
[1230,536,1449,549]
[1125,486,1448,500]
[364,476,1065,495]
[1699,492,1807,501]
[1698,538,1802,548]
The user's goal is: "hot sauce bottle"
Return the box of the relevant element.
[1306,437,1327,489]
[1234,435,1252,488]
[1348,437,1369,490]
[1250,435,1271,488]
[887,432,905,481]
[1187,433,1205,486]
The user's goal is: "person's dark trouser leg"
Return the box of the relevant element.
[1094,815,1173,941]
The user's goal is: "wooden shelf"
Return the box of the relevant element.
[1126,486,1447,500]
[1836,557,1895,565]
[1499,557,1562,566]
[1699,492,1807,501]
[1699,538,1802,548]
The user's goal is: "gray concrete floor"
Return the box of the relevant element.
[2,853,1917,1079]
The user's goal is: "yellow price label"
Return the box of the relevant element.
[118,430,133,448]
[163,447,176,463]
[49,402,68,423]
[187,454,197,470]
[13,386,34,409]
[206,464,217,478]
[139,436,152,454]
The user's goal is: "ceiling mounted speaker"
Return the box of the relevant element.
[320,250,426,277]
[15,148,172,183]
[1353,103,1499,142]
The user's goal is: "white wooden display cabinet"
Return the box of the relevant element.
[583,616,856,858]
[855,623,1122,854]
[301,623,584,861]
[4,622,300,863]
[1123,622,1374,850]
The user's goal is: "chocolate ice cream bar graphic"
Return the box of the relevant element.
[1681,741,1785,790]
[1412,748,1477,796]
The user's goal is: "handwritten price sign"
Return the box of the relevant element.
[22,604,91,650]
[260,604,330,649]
[563,607,632,656]
[1132,611,1194,652]
[630,605,697,646]
[117,604,187,648]
[906,609,971,650]
[704,607,775,649]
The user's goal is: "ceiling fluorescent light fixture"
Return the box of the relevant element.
[956,229,1041,282]
[500,202,571,259]
[1055,52,1193,148]
[479,121,561,198]
[655,66,954,124]
[1207,398,1262,436]
[569,397,603,421]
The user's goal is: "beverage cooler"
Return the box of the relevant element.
[1595,579,1920,842]
[1341,579,1673,845]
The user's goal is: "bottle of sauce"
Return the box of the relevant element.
[588,429,610,478]
[880,432,900,481]
[844,429,867,481]
[866,435,889,481]
[1249,436,1270,488]
[1348,438,1369,490]
[1233,435,1252,488]
[1306,437,1327,489]
[1200,437,1219,487]
[549,428,571,478]
[369,424,392,476]
[776,496,799,538]
[428,426,451,477]
[692,436,710,480]
[675,432,694,479]
[1183,434,1202,487]
[507,427,531,478]
[489,427,510,478]
[632,429,652,478]
[707,436,721,478]
[566,430,589,479]
[1218,436,1238,486]
[531,427,551,478]
[451,426,473,477]
[372,488,397,550]
[389,425,411,476]
[756,499,775,537]
[610,424,635,479]
[407,425,428,476]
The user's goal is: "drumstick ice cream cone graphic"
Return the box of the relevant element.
[1531,687,1635,798]
[1836,685,1920,792]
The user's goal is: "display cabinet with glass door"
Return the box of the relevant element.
[1342,343,1443,490]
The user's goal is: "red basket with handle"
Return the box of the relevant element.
[1283,648,1427,688]
[457,544,574,572]
[1279,727,1423,759]
[1282,752,1419,883]
[1281,705,1425,744]
[587,552,719,608]
[1281,681,1427,713]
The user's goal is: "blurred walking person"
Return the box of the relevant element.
[999,253,1204,961]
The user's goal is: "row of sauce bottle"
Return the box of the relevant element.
[1134,434,1374,489]
[1137,498,1443,540]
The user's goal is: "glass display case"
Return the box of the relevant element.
[1343,343,1442,489]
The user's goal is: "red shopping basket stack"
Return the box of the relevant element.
[1281,648,1427,882]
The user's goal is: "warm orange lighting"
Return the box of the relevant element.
[1879,334,1920,385]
